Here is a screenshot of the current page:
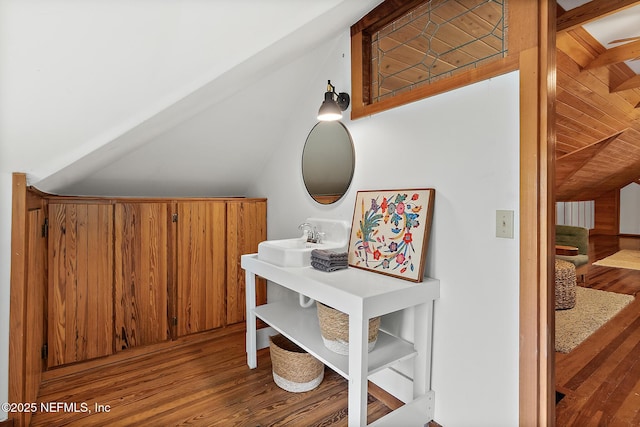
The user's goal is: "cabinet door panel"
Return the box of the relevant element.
[227,200,267,325]
[176,201,226,335]
[26,209,46,400]
[115,203,170,350]
[48,203,114,367]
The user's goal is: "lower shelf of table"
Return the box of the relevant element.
[253,299,417,379]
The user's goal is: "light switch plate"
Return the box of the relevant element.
[496,210,514,239]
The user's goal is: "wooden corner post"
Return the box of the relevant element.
[516,0,557,425]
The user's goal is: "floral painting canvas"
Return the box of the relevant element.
[348,189,435,282]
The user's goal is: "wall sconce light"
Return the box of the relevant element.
[317,80,350,121]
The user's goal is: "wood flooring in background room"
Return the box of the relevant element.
[555,235,640,426]
[30,324,411,426]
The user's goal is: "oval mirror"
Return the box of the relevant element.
[302,121,355,204]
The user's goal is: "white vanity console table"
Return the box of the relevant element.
[242,254,440,427]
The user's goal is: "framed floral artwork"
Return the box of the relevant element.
[348,188,435,282]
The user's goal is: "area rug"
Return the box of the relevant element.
[593,249,640,271]
[555,287,634,353]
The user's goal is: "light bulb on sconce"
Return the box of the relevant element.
[317,80,350,121]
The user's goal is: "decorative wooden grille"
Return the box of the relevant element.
[370,0,508,102]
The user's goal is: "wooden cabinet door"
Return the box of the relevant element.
[175,201,226,336]
[226,200,267,325]
[114,202,170,351]
[48,203,114,367]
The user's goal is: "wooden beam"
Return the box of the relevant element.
[8,173,28,427]
[558,130,624,160]
[557,0,640,33]
[519,0,556,425]
[611,74,640,92]
[584,39,640,69]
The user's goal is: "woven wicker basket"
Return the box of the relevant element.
[316,302,381,355]
[269,334,324,392]
[555,259,577,310]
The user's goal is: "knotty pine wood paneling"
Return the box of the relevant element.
[48,203,114,367]
[176,201,226,336]
[226,200,267,325]
[593,189,620,235]
[115,202,170,351]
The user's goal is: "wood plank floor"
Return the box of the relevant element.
[30,325,402,426]
[555,235,640,426]
[30,235,639,426]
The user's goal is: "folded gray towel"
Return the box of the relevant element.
[311,249,348,262]
[311,261,348,272]
[310,257,348,268]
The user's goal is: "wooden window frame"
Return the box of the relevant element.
[350,0,519,120]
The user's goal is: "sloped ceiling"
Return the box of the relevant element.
[555,0,640,201]
[1,0,382,196]
[8,0,639,200]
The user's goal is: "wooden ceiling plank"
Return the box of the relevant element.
[556,131,626,184]
[557,85,629,129]
[555,2,640,201]
[555,116,608,141]
[559,60,640,117]
[593,158,640,194]
[556,0,640,33]
[555,127,596,147]
[584,39,640,70]
[557,67,638,124]
[557,101,621,134]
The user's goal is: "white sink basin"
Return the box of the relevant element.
[257,218,350,267]
[257,238,345,267]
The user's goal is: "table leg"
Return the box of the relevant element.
[348,305,368,427]
[246,270,257,369]
[414,300,435,420]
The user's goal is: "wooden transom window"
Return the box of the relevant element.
[351,0,511,119]
[372,0,508,102]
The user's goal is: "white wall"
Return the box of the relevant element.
[250,33,520,427]
[0,1,380,419]
[0,8,519,423]
[620,182,640,234]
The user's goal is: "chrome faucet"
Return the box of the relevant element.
[298,222,319,243]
